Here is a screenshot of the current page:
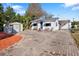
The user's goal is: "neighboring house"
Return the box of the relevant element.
[59,20,71,30]
[31,17,71,31]
[4,22,23,34]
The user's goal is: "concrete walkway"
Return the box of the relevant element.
[0,30,79,56]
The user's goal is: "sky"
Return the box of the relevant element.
[2,3,79,21]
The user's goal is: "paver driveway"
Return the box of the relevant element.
[0,30,79,56]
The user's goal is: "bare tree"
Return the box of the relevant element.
[26,3,45,19]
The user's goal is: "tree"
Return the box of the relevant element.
[0,3,4,31]
[4,6,16,23]
[22,16,32,30]
[26,3,45,19]
[13,14,22,22]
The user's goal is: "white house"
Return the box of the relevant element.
[59,20,71,30]
[42,18,59,31]
[31,17,59,31]
[31,16,71,31]
[4,22,23,34]
[31,19,41,30]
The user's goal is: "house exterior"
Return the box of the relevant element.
[31,19,41,30]
[31,17,59,31]
[42,18,59,31]
[31,16,71,31]
[59,20,71,30]
[4,22,23,34]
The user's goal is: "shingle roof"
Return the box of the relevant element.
[43,17,58,22]
[31,17,58,23]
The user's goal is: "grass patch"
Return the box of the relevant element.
[71,31,79,48]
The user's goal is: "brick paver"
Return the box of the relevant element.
[0,30,79,56]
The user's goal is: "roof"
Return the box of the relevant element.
[43,17,58,22]
[31,17,58,23]
[59,20,70,24]
[4,22,22,25]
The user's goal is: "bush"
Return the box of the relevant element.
[71,28,79,33]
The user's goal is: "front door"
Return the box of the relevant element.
[40,21,43,30]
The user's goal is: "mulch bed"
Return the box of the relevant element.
[0,32,22,50]
[0,32,13,40]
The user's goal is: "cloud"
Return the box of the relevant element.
[72,6,79,10]
[3,4,26,15]
[63,3,79,7]
[12,5,25,15]
[62,2,79,10]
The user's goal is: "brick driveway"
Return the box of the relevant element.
[0,30,79,56]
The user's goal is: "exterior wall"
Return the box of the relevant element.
[31,20,71,31]
[31,22,41,30]
[43,22,52,31]
[4,24,13,34]
[42,20,59,31]
[60,23,71,30]
[53,20,59,31]
[4,22,23,34]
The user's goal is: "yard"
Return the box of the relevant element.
[71,31,79,48]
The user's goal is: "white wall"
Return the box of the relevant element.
[42,20,59,31]
[31,22,41,30]
[4,22,23,34]
[60,23,71,30]
[53,20,59,31]
[43,22,52,31]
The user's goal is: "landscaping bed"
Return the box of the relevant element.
[0,32,22,50]
[0,32,13,39]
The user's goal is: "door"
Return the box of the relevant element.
[40,21,43,29]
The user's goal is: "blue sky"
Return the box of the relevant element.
[2,3,79,21]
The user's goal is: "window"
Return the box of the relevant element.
[33,23,37,26]
[44,23,51,26]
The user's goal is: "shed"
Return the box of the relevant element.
[4,22,23,34]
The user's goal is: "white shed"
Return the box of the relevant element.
[4,22,23,34]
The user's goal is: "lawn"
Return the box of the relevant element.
[71,31,79,48]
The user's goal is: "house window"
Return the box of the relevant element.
[33,23,37,26]
[44,23,51,26]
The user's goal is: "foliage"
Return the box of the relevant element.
[27,3,45,19]
[71,21,79,33]
[22,16,32,30]
[0,4,4,31]
[71,21,79,28]
[0,3,47,31]
[4,6,16,23]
